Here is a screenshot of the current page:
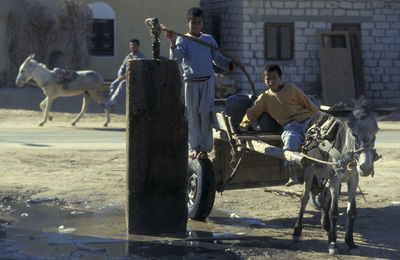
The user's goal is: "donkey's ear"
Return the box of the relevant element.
[373,107,400,121]
[325,110,352,121]
[320,105,352,121]
[27,54,36,60]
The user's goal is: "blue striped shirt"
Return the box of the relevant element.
[118,51,146,77]
[170,33,231,80]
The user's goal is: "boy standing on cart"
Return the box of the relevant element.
[239,64,319,187]
[165,7,234,160]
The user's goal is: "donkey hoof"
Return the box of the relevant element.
[103,122,108,127]
[292,235,301,243]
[38,122,44,127]
[71,122,76,126]
[329,243,339,255]
[49,116,53,121]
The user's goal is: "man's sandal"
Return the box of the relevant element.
[285,177,299,187]
[189,151,199,159]
[197,151,208,160]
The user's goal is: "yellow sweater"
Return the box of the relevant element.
[240,84,319,127]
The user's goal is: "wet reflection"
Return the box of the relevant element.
[0,201,277,258]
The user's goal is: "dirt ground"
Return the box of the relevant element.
[0,108,399,259]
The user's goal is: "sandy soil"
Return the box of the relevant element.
[0,108,399,259]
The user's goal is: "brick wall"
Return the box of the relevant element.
[201,0,400,106]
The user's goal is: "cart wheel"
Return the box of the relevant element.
[308,176,323,210]
[308,192,322,210]
[187,158,216,220]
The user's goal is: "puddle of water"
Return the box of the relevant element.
[0,201,277,258]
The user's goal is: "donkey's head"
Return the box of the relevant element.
[15,54,36,87]
[346,99,379,177]
[327,98,381,177]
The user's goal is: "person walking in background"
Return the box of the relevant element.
[101,38,145,112]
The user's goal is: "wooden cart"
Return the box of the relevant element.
[187,99,307,220]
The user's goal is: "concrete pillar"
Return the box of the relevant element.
[126,59,188,237]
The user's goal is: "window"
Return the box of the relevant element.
[88,2,115,57]
[264,23,294,60]
[91,19,114,56]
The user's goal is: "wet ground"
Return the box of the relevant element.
[0,200,294,259]
[2,197,398,259]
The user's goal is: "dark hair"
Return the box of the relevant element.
[187,7,203,20]
[130,39,140,45]
[263,64,282,77]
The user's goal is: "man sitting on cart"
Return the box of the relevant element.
[238,64,319,187]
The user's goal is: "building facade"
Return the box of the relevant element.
[0,0,199,84]
[201,0,400,106]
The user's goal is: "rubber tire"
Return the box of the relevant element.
[187,158,216,220]
[308,192,322,210]
[308,176,323,210]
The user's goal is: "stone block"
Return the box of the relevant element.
[361,10,373,16]
[313,1,325,8]
[376,22,390,29]
[382,90,398,98]
[296,51,309,59]
[362,23,374,29]
[371,67,384,74]
[285,1,298,8]
[339,2,352,9]
[299,1,311,8]
[387,83,399,89]
[272,2,284,8]
[293,9,305,16]
[244,7,256,15]
[290,74,304,83]
[320,9,333,16]
[382,37,395,44]
[387,15,400,22]
[306,9,319,16]
[374,15,386,22]
[334,9,346,16]
[347,10,359,16]
[353,2,366,9]
[305,74,318,82]
[371,29,385,37]
[278,9,291,15]
[392,75,400,82]
[379,60,393,67]
[295,43,306,51]
[265,9,278,15]
[371,83,384,90]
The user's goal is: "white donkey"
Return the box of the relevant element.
[15,54,110,126]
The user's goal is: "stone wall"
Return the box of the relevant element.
[201,0,400,106]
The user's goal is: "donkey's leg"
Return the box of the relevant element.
[328,180,341,255]
[39,97,53,126]
[102,107,110,127]
[71,92,91,126]
[293,169,313,242]
[89,90,110,127]
[39,97,47,111]
[345,175,360,254]
[39,97,53,121]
